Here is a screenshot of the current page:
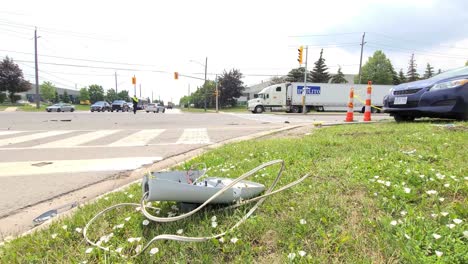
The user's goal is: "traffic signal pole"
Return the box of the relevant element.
[34,28,40,109]
[302,46,308,115]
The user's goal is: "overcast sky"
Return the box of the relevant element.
[1,0,467,103]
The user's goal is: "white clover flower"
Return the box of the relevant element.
[390,220,397,226]
[135,206,141,211]
[435,251,443,257]
[115,247,123,253]
[298,250,307,257]
[85,248,93,254]
[230,237,238,243]
[443,183,450,188]
[374,176,379,179]
[385,181,391,187]
[113,223,124,229]
[440,212,449,217]
[404,234,411,239]
[176,229,183,234]
[135,245,142,253]
[149,247,159,255]
[61,225,67,230]
[463,231,468,238]
[429,178,434,181]
[453,219,463,224]
[75,227,82,233]
[439,198,445,202]
[419,175,425,178]
[146,202,152,207]
[288,253,296,260]
[171,205,179,211]
[404,188,411,194]
[432,234,441,240]
[128,194,134,199]
[447,224,455,229]
[426,190,438,195]
[124,217,131,222]
[219,237,225,243]
[142,219,150,226]
[300,219,307,225]
[51,233,58,239]
[400,211,407,216]
[436,173,445,180]
[211,216,217,222]
[374,193,378,196]
[431,213,438,218]
[212,221,218,228]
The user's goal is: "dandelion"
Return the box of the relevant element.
[400,211,407,216]
[113,223,124,229]
[288,253,296,260]
[426,190,438,195]
[435,251,443,257]
[212,221,218,228]
[142,220,150,226]
[230,237,238,243]
[300,219,307,225]
[440,212,449,217]
[219,237,225,243]
[85,248,93,254]
[61,225,67,230]
[51,233,58,239]
[453,219,463,224]
[298,250,307,257]
[75,227,82,233]
[432,234,441,240]
[404,188,411,193]
[404,234,411,239]
[176,229,183,234]
[149,248,159,255]
[447,224,455,229]
[443,183,450,188]
[390,220,397,226]
[124,217,131,222]
[211,216,217,222]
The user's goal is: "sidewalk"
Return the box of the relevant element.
[3,107,17,112]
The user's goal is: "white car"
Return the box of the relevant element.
[146,103,165,113]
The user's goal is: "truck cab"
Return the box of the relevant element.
[247,83,289,113]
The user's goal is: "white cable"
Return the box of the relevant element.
[83,160,311,258]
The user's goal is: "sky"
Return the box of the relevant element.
[1,0,467,104]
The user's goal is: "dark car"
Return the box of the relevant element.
[90,101,111,112]
[111,100,129,112]
[383,66,468,122]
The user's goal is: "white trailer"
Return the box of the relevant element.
[247,82,392,113]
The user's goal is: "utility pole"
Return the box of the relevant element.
[358,32,366,85]
[204,57,208,112]
[114,72,118,93]
[302,46,308,115]
[151,90,153,103]
[188,84,190,110]
[139,84,141,98]
[215,75,219,113]
[34,27,40,109]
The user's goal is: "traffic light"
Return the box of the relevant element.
[297,46,303,64]
[132,76,136,85]
[174,72,179,80]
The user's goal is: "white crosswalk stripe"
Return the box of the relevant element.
[109,129,165,147]
[0,130,74,147]
[0,131,23,136]
[33,130,121,148]
[176,128,211,144]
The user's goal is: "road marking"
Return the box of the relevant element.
[176,128,211,144]
[109,129,165,147]
[33,130,121,148]
[0,131,23,136]
[0,130,74,147]
[0,156,163,177]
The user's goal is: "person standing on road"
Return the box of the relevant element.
[132,95,138,114]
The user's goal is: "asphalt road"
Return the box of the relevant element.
[0,109,391,236]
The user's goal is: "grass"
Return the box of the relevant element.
[180,106,249,113]
[0,122,467,263]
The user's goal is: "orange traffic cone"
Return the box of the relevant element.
[363,81,372,122]
[345,88,354,122]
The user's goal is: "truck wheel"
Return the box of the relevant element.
[254,106,264,114]
[291,106,300,113]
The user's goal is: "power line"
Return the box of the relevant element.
[367,43,468,59]
[367,32,468,51]
[289,32,361,37]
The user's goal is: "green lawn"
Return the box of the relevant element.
[1,122,466,263]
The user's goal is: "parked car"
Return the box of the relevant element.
[383,66,468,122]
[90,101,111,112]
[146,103,165,113]
[126,102,134,111]
[111,100,129,112]
[46,103,75,112]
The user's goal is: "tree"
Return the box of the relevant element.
[40,81,56,102]
[0,57,31,103]
[79,87,90,102]
[117,90,130,101]
[389,64,400,85]
[53,90,59,103]
[311,49,330,83]
[407,53,419,82]
[398,69,407,84]
[466,61,468,66]
[106,89,118,102]
[285,67,313,82]
[330,66,348,83]
[269,76,285,85]
[437,69,442,75]
[218,69,245,108]
[423,63,434,79]
[62,90,70,103]
[88,84,104,103]
[355,50,394,84]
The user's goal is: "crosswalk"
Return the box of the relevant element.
[0,128,212,149]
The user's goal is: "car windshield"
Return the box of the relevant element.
[53,104,62,106]
[94,101,104,105]
[113,100,124,103]
[430,66,468,81]
[148,104,155,107]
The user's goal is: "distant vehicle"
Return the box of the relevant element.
[111,100,129,112]
[247,82,391,114]
[126,102,134,111]
[167,102,174,109]
[384,66,468,122]
[46,103,75,112]
[90,101,111,112]
[146,103,165,113]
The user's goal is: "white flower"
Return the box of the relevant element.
[464,177,468,181]
[230,237,238,243]
[75,227,82,233]
[128,194,134,199]
[149,247,159,255]
[404,234,411,239]
[288,253,296,260]
[128,237,141,243]
[463,231,468,238]
[61,225,67,230]
[447,224,455,229]
[374,176,380,179]
[80,261,88,264]
[211,221,218,228]
[298,250,306,257]
[104,197,109,201]
[440,212,449,217]
[142,220,150,226]
[390,220,397,226]
[85,248,93,254]
[219,237,225,243]
[419,175,425,178]
[113,223,124,229]
[51,233,58,239]
[135,206,141,211]
[115,247,123,253]
[443,183,450,188]
[426,190,438,195]
[374,193,378,196]
[176,229,183,234]
[436,173,445,180]
[171,205,179,211]
[435,251,443,257]
[211,216,217,222]
[146,202,152,207]
[453,219,463,224]
[135,245,142,253]
[300,219,307,225]
[124,217,131,222]
[439,198,445,202]
[404,188,411,193]
[431,213,438,218]
[400,211,407,216]
[385,181,391,187]
[432,234,441,240]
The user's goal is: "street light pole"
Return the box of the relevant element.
[204,57,208,112]
[34,27,40,109]
[215,74,219,113]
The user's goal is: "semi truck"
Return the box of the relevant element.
[247,82,392,113]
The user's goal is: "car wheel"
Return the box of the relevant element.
[91,110,94,112]
[70,108,74,112]
[254,106,264,114]
[47,109,51,112]
[291,106,301,113]
[146,111,149,113]
[57,108,61,112]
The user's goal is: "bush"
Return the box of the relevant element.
[0,92,6,103]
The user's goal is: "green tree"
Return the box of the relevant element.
[53,90,59,103]
[269,76,285,85]
[406,53,419,82]
[330,66,348,83]
[285,67,313,82]
[218,69,245,108]
[106,89,118,102]
[398,69,407,84]
[0,57,31,103]
[390,64,400,85]
[62,90,70,103]
[40,81,56,102]
[423,63,434,79]
[117,90,129,101]
[354,50,394,85]
[311,49,330,83]
[88,84,104,103]
[79,87,90,102]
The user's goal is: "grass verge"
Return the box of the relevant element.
[0,122,466,263]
